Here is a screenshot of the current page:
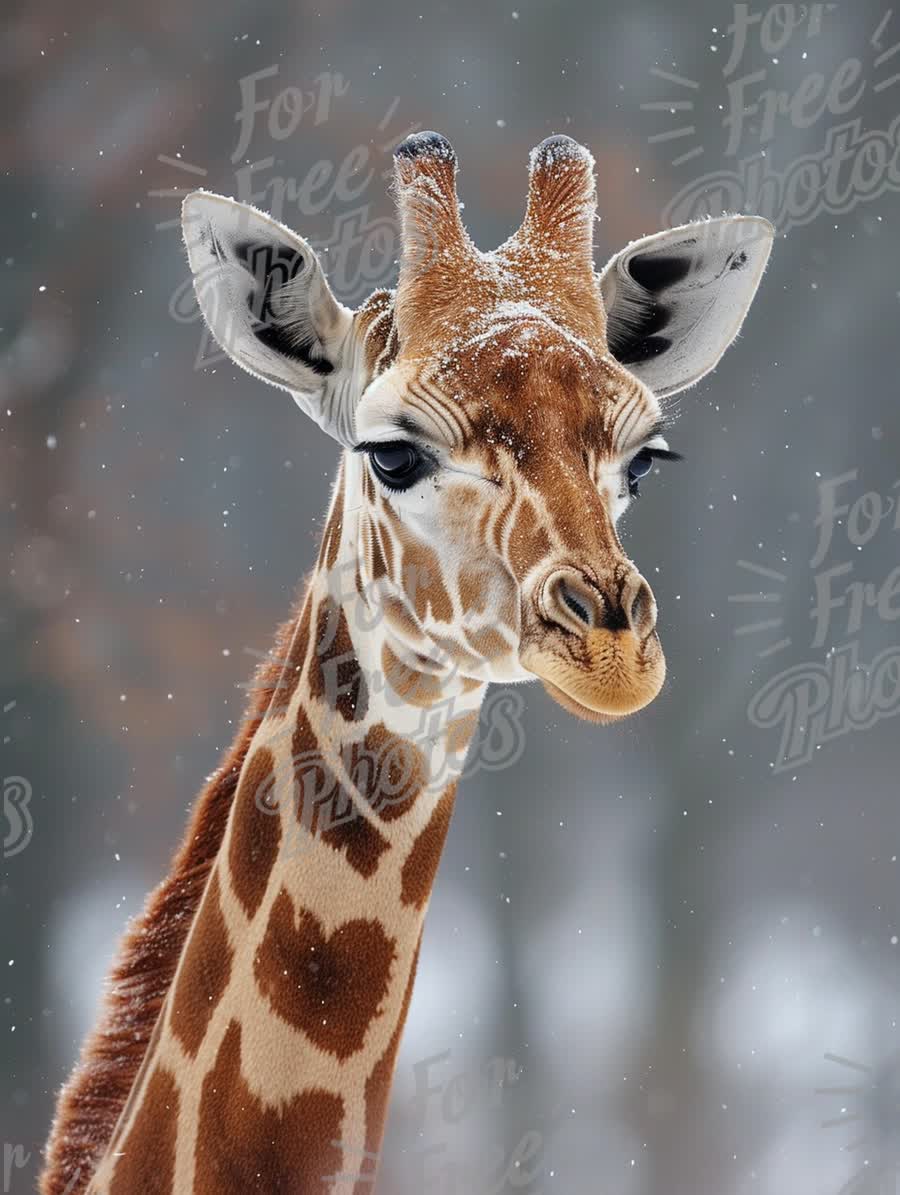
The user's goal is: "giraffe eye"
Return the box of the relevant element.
[627,448,654,497]
[365,441,435,492]
[625,444,683,498]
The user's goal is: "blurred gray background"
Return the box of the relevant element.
[3,1,900,1191]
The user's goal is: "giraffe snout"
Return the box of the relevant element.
[520,564,666,723]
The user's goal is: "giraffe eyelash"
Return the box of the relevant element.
[352,437,436,459]
[639,447,684,464]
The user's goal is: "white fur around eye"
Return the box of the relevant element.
[595,468,629,523]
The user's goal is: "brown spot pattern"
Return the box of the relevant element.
[228,746,281,919]
[464,625,510,661]
[492,488,517,554]
[169,872,233,1057]
[308,597,368,722]
[477,504,493,550]
[382,595,423,644]
[108,1066,178,1195]
[507,498,554,580]
[354,935,423,1195]
[446,711,479,759]
[429,632,482,672]
[195,1020,344,1195]
[401,784,458,908]
[404,543,454,623]
[459,566,489,615]
[320,799,390,878]
[358,723,427,821]
[382,643,444,707]
[366,514,393,581]
[292,716,390,878]
[254,890,396,1059]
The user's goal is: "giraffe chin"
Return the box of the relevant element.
[521,632,666,724]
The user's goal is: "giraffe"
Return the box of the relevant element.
[41,131,773,1194]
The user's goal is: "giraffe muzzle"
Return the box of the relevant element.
[519,566,666,722]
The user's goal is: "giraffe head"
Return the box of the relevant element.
[183,132,773,722]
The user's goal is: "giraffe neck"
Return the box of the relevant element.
[85,452,486,1195]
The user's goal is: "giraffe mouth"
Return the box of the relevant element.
[537,677,631,724]
[520,628,666,723]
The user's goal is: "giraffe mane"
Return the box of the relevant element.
[39,606,301,1195]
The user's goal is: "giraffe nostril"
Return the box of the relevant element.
[542,573,601,632]
[626,577,657,637]
[630,587,648,629]
[560,585,592,627]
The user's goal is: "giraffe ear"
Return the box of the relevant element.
[181,191,355,432]
[600,215,774,398]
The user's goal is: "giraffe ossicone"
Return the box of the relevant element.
[41,132,773,1194]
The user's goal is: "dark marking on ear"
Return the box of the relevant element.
[254,321,335,375]
[730,250,748,270]
[234,238,305,293]
[628,252,692,292]
[233,238,335,376]
[616,335,671,364]
[607,299,672,367]
[207,227,225,260]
